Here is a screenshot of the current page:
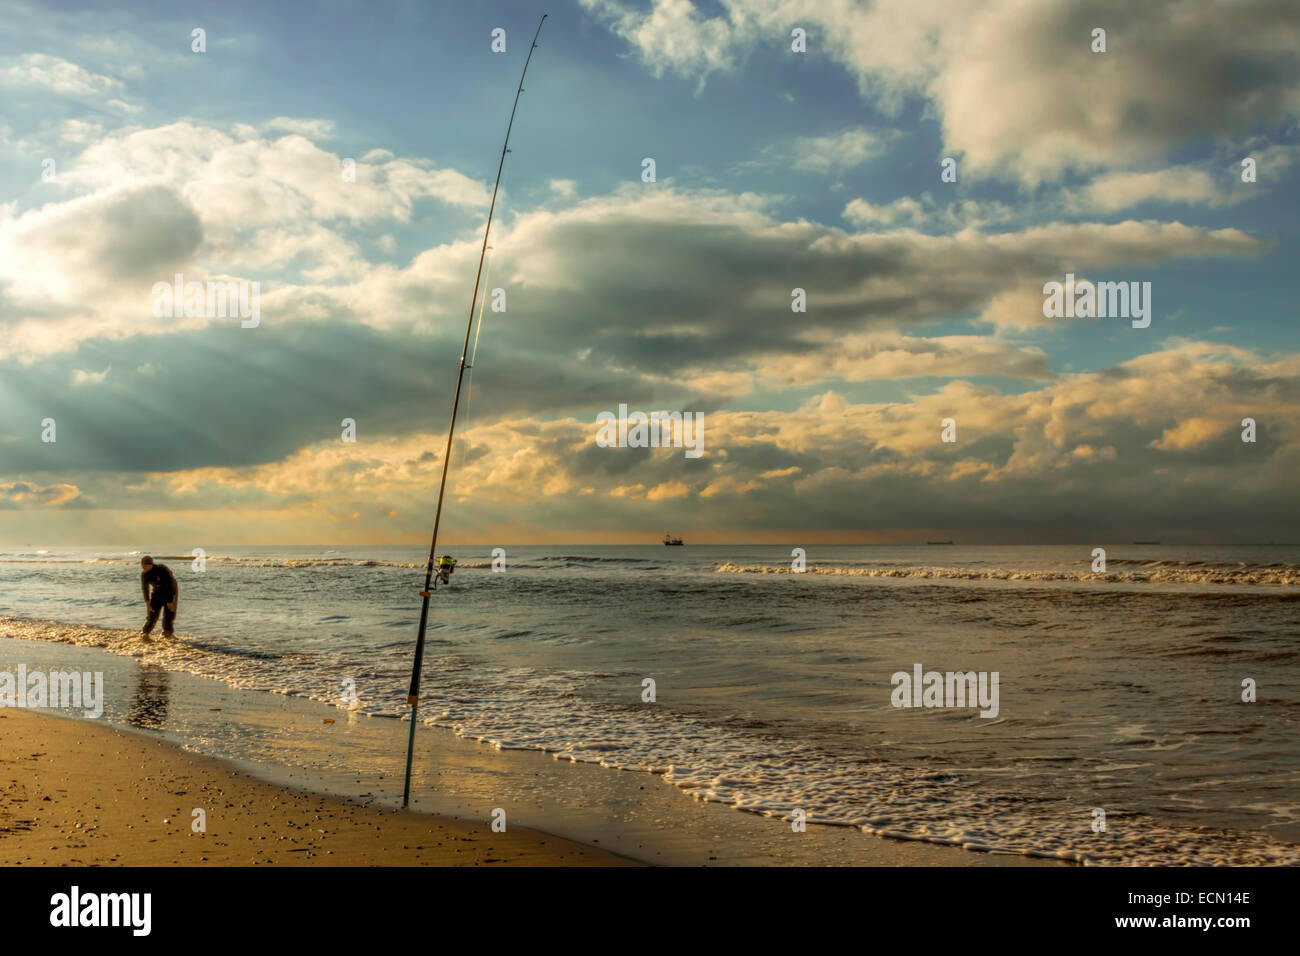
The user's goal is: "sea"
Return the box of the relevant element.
[2,543,1298,865]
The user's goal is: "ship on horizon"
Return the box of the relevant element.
[663,534,684,546]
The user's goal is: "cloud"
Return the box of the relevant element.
[58,118,104,144]
[1070,168,1225,212]
[789,127,886,174]
[755,332,1055,385]
[0,53,122,96]
[0,183,204,357]
[260,117,336,140]
[1150,416,1227,451]
[0,173,1267,504]
[63,122,491,227]
[844,193,1023,232]
[584,0,739,83]
[843,197,927,228]
[6,178,1263,373]
[1061,145,1300,212]
[584,0,1300,183]
[647,480,691,500]
[548,178,577,199]
[0,480,80,508]
[743,127,890,177]
[14,341,1295,540]
[483,191,1260,379]
[71,365,110,386]
[0,120,500,360]
[977,285,1066,331]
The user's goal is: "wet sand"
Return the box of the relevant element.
[0,709,631,866]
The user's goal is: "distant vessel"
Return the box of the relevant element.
[1133,540,1162,545]
[926,540,954,545]
[663,534,684,546]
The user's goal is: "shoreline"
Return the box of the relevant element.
[0,631,1064,866]
[0,708,632,866]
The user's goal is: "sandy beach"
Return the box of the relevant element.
[0,708,631,867]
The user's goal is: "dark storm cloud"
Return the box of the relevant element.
[0,317,669,472]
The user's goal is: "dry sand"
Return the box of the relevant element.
[0,709,633,866]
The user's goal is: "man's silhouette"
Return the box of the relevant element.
[140,555,178,637]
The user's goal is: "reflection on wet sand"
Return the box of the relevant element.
[127,665,170,729]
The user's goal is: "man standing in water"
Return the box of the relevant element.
[140,555,178,638]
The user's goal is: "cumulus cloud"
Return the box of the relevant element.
[0,120,499,360]
[978,285,1067,331]
[844,194,1023,231]
[0,53,122,96]
[62,122,490,226]
[843,196,927,228]
[548,178,578,199]
[260,116,336,140]
[1069,167,1227,211]
[71,365,110,386]
[4,173,1264,379]
[1060,145,1300,212]
[0,183,204,358]
[584,0,739,83]
[789,127,886,174]
[584,0,1300,183]
[484,191,1260,381]
[58,118,104,144]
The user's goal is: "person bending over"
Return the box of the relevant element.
[140,555,178,637]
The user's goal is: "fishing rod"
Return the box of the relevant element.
[401,13,548,808]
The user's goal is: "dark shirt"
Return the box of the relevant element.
[141,564,178,603]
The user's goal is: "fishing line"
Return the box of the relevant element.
[435,245,492,499]
[458,246,495,453]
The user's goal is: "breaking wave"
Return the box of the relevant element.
[715,562,1300,587]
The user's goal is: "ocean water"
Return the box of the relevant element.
[2,543,1298,865]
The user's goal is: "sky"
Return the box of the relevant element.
[1,0,1298,545]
